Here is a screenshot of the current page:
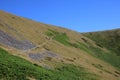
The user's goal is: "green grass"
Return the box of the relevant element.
[0,48,98,80]
[45,29,72,46]
[46,29,90,48]
[84,30,120,56]
[88,46,120,70]
[75,43,120,70]
[53,33,71,46]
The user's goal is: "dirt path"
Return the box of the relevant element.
[23,35,54,53]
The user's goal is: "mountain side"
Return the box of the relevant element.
[83,29,120,56]
[0,10,120,80]
[0,47,99,80]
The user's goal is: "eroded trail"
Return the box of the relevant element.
[23,34,54,53]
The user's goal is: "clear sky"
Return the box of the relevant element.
[0,0,120,32]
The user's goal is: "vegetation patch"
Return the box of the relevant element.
[0,48,98,80]
[84,30,120,56]
[53,33,70,46]
[45,29,71,46]
[88,46,120,70]
[46,29,91,50]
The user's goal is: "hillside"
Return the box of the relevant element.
[0,10,120,80]
[83,29,120,56]
[0,47,98,80]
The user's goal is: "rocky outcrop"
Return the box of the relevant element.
[0,30,35,50]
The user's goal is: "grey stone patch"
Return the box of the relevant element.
[28,50,59,60]
[0,30,35,50]
[29,53,44,60]
[42,50,58,57]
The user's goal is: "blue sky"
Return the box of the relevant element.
[0,0,120,32]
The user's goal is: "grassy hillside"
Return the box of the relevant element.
[77,43,120,70]
[83,29,120,70]
[46,29,120,70]
[83,29,120,56]
[0,47,98,80]
[0,10,120,80]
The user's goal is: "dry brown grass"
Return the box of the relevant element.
[0,10,120,80]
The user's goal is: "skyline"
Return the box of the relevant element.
[0,0,120,32]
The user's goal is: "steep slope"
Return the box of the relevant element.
[83,29,120,70]
[0,47,98,80]
[83,29,120,56]
[0,10,120,80]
